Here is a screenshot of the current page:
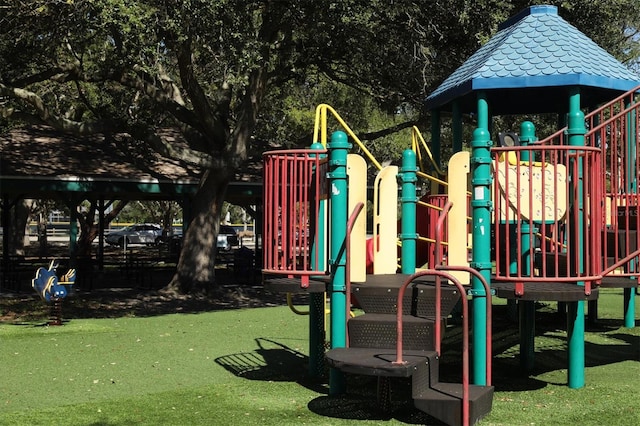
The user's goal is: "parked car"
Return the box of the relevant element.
[106,223,164,247]
[217,225,239,251]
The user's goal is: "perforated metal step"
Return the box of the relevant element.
[262,276,329,293]
[413,382,494,426]
[348,313,439,351]
[324,347,436,377]
[352,274,461,317]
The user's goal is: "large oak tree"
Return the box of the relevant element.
[1,1,638,293]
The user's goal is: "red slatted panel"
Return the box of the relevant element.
[492,144,602,290]
[262,149,328,281]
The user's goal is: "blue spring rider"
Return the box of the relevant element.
[31,260,76,325]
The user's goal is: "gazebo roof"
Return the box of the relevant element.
[425,5,640,114]
[0,126,262,204]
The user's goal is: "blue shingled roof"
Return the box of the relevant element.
[425,5,640,113]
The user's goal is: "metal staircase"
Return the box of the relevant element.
[324,273,494,426]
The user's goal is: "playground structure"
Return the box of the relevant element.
[261,5,639,426]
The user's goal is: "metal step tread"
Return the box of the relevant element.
[413,382,494,426]
[325,347,437,377]
[414,382,494,401]
[347,313,438,351]
[350,313,437,323]
[262,276,328,293]
[352,275,461,317]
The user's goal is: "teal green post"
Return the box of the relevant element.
[452,101,463,154]
[309,142,326,377]
[470,92,491,386]
[68,199,79,264]
[431,110,441,170]
[567,87,586,389]
[328,130,350,395]
[519,121,537,371]
[624,101,637,328]
[400,149,418,274]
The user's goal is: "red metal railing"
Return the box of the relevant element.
[262,149,329,286]
[393,201,492,426]
[584,87,640,277]
[534,86,640,278]
[491,144,602,293]
[345,202,365,346]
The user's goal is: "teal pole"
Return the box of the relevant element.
[567,87,586,389]
[624,100,637,328]
[308,142,326,378]
[68,199,79,265]
[400,149,418,274]
[519,121,537,371]
[452,101,463,154]
[431,110,441,171]
[328,130,350,395]
[470,92,491,386]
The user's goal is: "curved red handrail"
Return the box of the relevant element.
[345,201,365,346]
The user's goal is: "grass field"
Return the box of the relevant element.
[0,287,638,425]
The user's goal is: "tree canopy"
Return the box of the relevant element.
[2,0,639,293]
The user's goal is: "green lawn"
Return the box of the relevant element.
[0,288,638,425]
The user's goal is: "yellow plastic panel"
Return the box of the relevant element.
[373,166,399,274]
[495,163,567,222]
[347,154,368,282]
[447,151,470,284]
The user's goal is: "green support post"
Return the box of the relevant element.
[68,199,79,266]
[519,121,537,372]
[624,100,637,328]
[470,92,491,386]
[453,101,463,154]
[400,149,418,274]
[431,109,441,170]
[328,131,351,395]
[309,142,327,378]
[567,87,586,389]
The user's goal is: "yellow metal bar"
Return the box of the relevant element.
[417,235,437,244]
[417,200,444,211]
[287,293,310,315]
[411,126,445,176]
[417,170,448,187]
[313,104,383,170]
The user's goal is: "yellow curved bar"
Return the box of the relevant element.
[286,292,355,318]
[416,170,448,188]
[313,104,383,170]
[286,293,310,315]
[411,126,445,176]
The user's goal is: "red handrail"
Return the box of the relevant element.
[434,201,453,354]
[392,200,492,426]
[345,202,365,346]
[393,269,470,425]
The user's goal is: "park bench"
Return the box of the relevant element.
[31,260,76,325]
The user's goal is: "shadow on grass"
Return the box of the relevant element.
[1,274,299,322]
[215,337,327,393]
[307,375,446,425]
[486,302,640,391]
[215,338,447,423]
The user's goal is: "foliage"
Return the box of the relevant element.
[1,1,639,292]
[117,200,182,226]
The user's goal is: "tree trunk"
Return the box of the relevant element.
[77,199,128,257]
[165,167,230,294]
[9,199,30,256]
[77,225,100,257]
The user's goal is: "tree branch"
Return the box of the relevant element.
[0,83,104,135]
